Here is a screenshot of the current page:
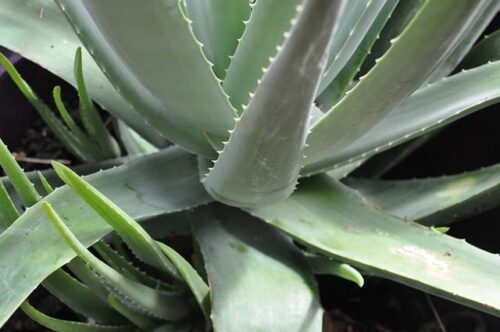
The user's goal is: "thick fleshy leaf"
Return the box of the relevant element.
[346,163,500,226]
[184,0,251,78]
[318,0,387,94]
[304,0,491,170]
[425,0,500,83]
[192,206,323,332]
[317,0,399,110]
[359,0,425,74]
[250,176,500,316]
[0,0,164,146]
[0,148,210,326]
[204,0,345,207]
[303,60,500,174]
[55,0,236,156]
[460,29,500,69]
[223,0,303,112]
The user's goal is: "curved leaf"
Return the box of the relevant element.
[251,176,500,316]
[21,302,134,332]
[305,0,491,170]
[318,0,387,94]
[192,206,323,332]
[303,60,500,174]
[55,0,236,156]
[0,148,210,326]
[346,163,500,226]
[0,0,164,146]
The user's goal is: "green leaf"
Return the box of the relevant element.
[346,163,500,226]
[107,293,158,331]
[303,60,500,174]
[250,176,500,316]
[0,0,164,146]
[42,202,191,320]
[192,206,323,332]
[44,269,125,324]
[0,148,210,326]
[460,29,500,69]
[55,0,236,156]
[223,0,303,112]
[184,0,251,79]
[157,242,210,318]
[74,48,119,158]
[324,0,367,68]
[317,0,399,110]
[53,86,85,139]
[21,302,134,332]
[115,121,158,156]
[304,0,492,170]
[0,56,96,161]
[359,0,425,74]
[94,242,173,291]
[425,0,500,83]
[0,139,41,206]
[306,255,364,287]
[0,181,18,230]
[52,161,181,280]
[318,0,388,94]
[203,0,345,207]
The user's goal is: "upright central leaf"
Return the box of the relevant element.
[203,0,345,207]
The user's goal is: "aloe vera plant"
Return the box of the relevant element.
[1,0,500,330]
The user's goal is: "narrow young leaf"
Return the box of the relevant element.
[42,202,191,320]
[157,242,210,318]
[0,139,41,206]
[51,161,181,280]
[0,181,18,230]
[0,148,210,326]
[44,269,125,324]
[21,302,134,332]
[74,48,119,158]
[0,0,165,145]
[0,54,95,161]
[204,0,345,207]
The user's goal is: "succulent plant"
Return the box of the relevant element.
[0,0,500,331]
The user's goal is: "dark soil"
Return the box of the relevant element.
[1,54,499,331]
